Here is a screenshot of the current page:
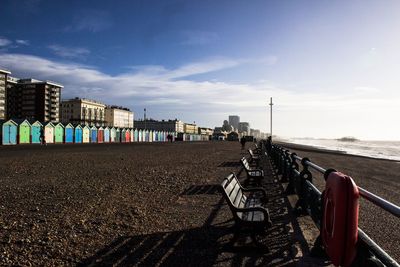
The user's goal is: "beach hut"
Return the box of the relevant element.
[31,121,43,144]
[74,125,83,143]
[1,119,18,145]
[65,123,74,143]
[145,130,149,142]
[98,127,104,143]
[104,127,110,143]
[90,126,97,143]
[134,129,138,142]
[121,128,126,143]
[54,123,64,143]
[110,127,116,142]
[138,129,142,142]
[44,122,55,144]
[16,119,31,144]
[130,129,134,142]
[154,131,158,142]
[126,129,131,142]
[82,125,90,143]
[116,128,121,142]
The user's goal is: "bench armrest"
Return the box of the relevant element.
[242,187,267,198]
[235,206,270,218]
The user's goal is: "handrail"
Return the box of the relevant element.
[358,187,400,218]
[358,229,400,267]
[273,144,400,218]
[268,142,400,266]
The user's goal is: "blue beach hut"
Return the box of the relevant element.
[65,123,74,143]
[74,125,83,143]
[90,126,98,143]
[31,121,43,144]
[1,119,18,145]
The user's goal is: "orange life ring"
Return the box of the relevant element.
[322,171,360,266]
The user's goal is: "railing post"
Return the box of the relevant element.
[285,153,298,194]
[281,150,290,182]
[295,157,313,215]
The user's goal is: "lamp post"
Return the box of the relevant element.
[269,97,273,138]
[144,108,147,130]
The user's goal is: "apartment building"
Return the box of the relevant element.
[228,115,240,131]
[134,119,184,132]
[105,106,134,128]
[7,78,62,122]
[198,127,213,136]
[61,98,106,126]
[184,123,198,134]
[0,68,11,120]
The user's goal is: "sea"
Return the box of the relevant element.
[278,138,400,161]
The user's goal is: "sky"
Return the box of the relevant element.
[1,0,400,140]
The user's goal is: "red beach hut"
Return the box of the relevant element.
[98,127,104,143]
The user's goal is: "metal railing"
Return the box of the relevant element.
[264,141,400,267]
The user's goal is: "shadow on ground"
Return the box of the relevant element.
[79,157,331,266]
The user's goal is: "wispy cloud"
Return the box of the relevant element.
[0,53,399,139]
[65,10,113,33]
[48,45,90,59]
[15,39,30,46]
[181,31,219,45]
[0,37,12,47]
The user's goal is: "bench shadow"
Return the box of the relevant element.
[180,184,220,195]
[79,154,328,267]
[218,161,242,167]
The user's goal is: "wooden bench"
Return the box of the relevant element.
[248,149,261,165]
[254,143,262,154]
[221,172,272,232]
[240,157,264,186]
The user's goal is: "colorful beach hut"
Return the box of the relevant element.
[98,127,104,143]
[116,128,121,142]
[1,119,18,145]
[16,119,31,144]
[121,128,126,143]
[82,125,90,143]
[104,127,110,143]
[65,123,74,143]
[130,129,134,142]
[90,126,97,143]
[74,125,83,143]
[44,122,55,144]
[134,129,138,142]
[54,123,64,143]
[110,127,116,142]
[138,129,143,142]
[126,129,131,142]
[31,121,43,144]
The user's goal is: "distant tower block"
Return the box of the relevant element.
[229,115,240,131]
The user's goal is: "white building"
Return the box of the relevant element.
[105,106,134,128]
[61,98,106,126]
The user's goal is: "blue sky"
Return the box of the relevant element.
[1,0,400,140]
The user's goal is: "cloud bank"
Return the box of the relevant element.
[0,52,398,140]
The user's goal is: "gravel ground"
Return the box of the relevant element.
[0,141,324,266]
[2,141,393,266]
[276,142,400,264]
